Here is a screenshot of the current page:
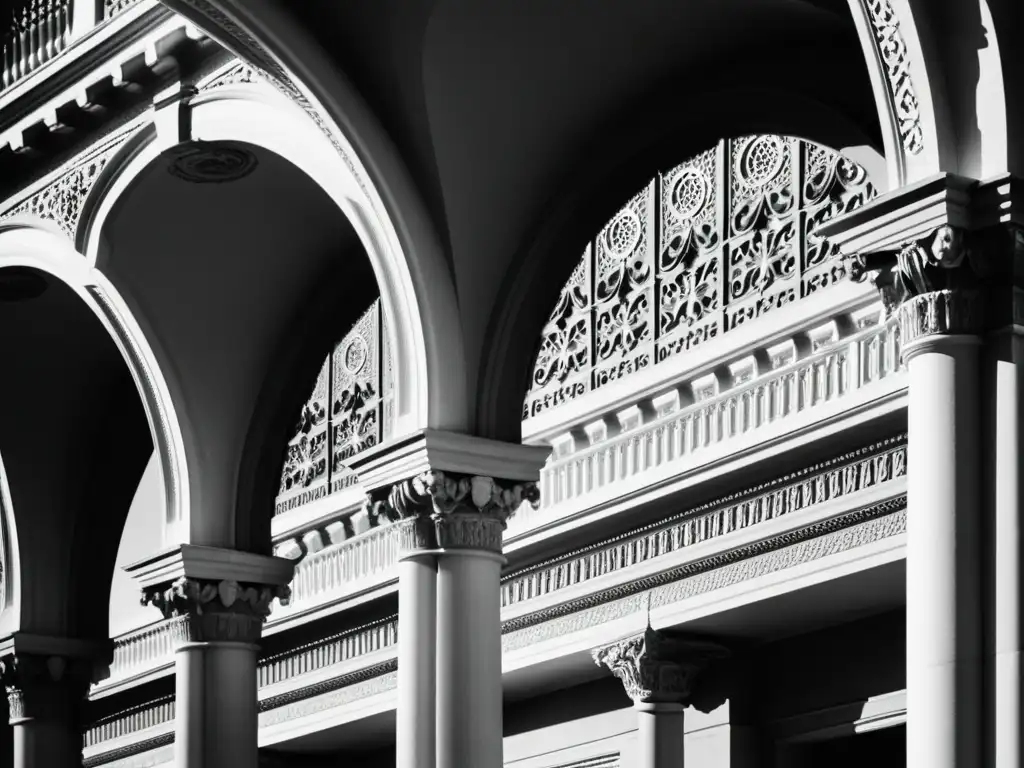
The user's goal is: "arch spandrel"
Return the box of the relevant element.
[523,135,878,428]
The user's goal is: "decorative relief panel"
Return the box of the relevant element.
[276,300,392,515]
[524,136,876,421]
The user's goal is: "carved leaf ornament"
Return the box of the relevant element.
[523,135,877,421]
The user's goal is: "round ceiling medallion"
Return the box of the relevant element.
[167,141,259,184]
[741,136,785,188]
[343,337,368,375]
[604,208,641,257]
[670,168,708,219]
[0,267,48,302]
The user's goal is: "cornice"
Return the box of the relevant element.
[348,429,551,493]
[124,544,294,590]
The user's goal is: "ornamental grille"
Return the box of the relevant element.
[275,300,394,516]
[523,134,877,421]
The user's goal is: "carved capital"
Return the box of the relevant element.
[369,470,541,554]
[141,578,290,644]
[0,653,96,725]
[592,626,728,705]
[848,225,992,341]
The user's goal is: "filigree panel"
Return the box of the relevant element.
[593,184,655,389]
[276,301,386,515]
[523,135,877,420]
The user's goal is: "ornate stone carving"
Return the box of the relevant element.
[0,138,124,239]
[592,626,727,705]
[166,140,259,184]
[141,578,291,644]
[276,301,390,515]
[863,0,925,155]
[848,225,987,343]
[525,136,876,420]
[0,653,95,724]
[367,470,541,554]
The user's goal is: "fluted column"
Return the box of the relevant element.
[593,626,727,768]
[0,637,109,768]
[127,546,294,768]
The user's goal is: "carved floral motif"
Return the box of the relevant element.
[366,470,541,554]
[277,301,391,514]
[592,626,727,704]
[864,0,925,155]
[0,653,95,724]
[525,136,876,420]
[0,140,123,239]
[141,577,291,644]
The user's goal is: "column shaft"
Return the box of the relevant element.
[436,551,504,768]
[175,642,260,768]
[398,554,437,768]
[906,336,983,768]
[12,714,82,768]
[989,331,1024,768]
[635,702,685,768]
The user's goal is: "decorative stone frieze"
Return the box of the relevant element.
[592,626,727,705]
[141,577,291,644]
[0,652,95,724]
[366,470,540,554]
[862,0,924,155]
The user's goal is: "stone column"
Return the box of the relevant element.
[0,649,99,768]
[369,485,438,768]
[593,626,727,768]
[849,224,986,768]
[127,546,294,768]
[349,432,550,768]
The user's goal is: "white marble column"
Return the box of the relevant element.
[0,649,99,768]
[395,517,437,768]
[893,278,985,768]
[986,319,1024,768]
[129,546,294,768]
[593,626,727,768]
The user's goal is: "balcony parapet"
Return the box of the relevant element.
[509,306,902,537]
[92,616,188,695]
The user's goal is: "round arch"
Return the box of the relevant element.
[0,223,181,637]
[80,78,457,445]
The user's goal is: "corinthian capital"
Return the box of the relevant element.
[592,626,728,705]
[368,470,541,553]
[0,652,98,724]
[141,578,290,644]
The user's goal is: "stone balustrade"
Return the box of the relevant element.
[509,311,901,534]
[276,522,400,613]
[1,0,145,93]
[259,616,398,688]
[85,696,175,748]
[98,616,189,687]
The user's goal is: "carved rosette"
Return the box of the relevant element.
[141,578,291,644]
[368,470,541,554]
[0,654,96,725]
[592,626,727,705]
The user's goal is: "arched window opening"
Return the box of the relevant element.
[275,299,394,516]
[523,134,878,422]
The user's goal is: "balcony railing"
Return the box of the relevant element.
[509,314,902,534]
[1,0,146,93]
[1,0,71,90]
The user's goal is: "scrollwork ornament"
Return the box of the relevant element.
[141,578,290,644]
[591,626,728,705]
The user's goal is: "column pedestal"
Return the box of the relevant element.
[905,331,983,768]
[436,548,504,768]
[175,641,259,768]
[635,702,685,768]
[397,551,437,768]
